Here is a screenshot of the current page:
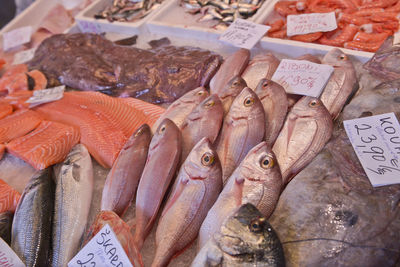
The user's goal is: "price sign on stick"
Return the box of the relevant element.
[287,12,337,36]
[3,26,32,51]
[344,113,400,187]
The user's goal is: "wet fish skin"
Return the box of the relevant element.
[101,124,151,216]
[192,203,285,267]
[273,96,333,185]
[210,49,250,95]
[152,137,222,267]
[255,79,288,146]
[216,87,265,184]
[152,87,209,132]
[320,48,358,120]
[242,53,280,90]
[217,76,247,115]
[199,141,282,249]
[52,144,94,267]
[134,119,182,250]
[181,95,224,162]
[11,169,55,267]
[0,211,13,245]
[296,54,321,64]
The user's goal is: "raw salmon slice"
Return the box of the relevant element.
[0,144,5,160]
[27,70,47,91]
[119,97,165,127]
[0,109,42,143]
[4,91,33,109]
[0,178,21,213]
[0,102,12,119]
[6,120,80,170]
[0,64,29,94]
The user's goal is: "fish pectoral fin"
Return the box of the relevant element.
[286,114,298,151]
[160,177,189,217]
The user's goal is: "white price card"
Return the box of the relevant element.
[60,0,83,10]
[26,85,65,107]
[219,19,270,50]
[77,21,102,34]
[0,238,25,267]
[271,59,333,97]
[3,26,32,51]
[344,113,400,187]
[13,48,36,65]
[68,224,133,267]
[287,12,337,36]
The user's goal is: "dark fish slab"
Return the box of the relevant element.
[29,33,222,104]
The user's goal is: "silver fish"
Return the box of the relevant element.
[11,169,54,267]
[198,141,282,248]
[218,76,247,115]
[242,53,280,90]
[152,138,222,267]
[216,87,265,184]
[320,48,358,120]
[255,79,288,146]
[193,203,285,267]
[101,124,151,216]
[0,211,13,245]
[272,96,333,185]
[52,144,94,267]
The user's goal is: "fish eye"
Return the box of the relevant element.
[260,155,274,169]
[262,81,269,87]
[249,217,265,233]
[197,91,205,96]
[159,125,166,134]
[135,128,143,137]
[201,152,214,166]
[204,100,215,108]
[308,99,319,107]
[243,96,254,107]
[233,81,239,86]
[339,54,347,60]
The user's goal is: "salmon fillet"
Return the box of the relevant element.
[0,109,42,143]
[119,97,165,127]
[0,102,12,119]
[6,120,80,170]
[0,178,21,213]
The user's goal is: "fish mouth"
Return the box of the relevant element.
[231,115,248,121]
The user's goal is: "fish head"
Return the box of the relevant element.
[254,79,283,99]
[187,94,223,121]
[180,86,209,104]
[322,48,352,68]
[228,87,263,120]
[150,118,180,151]
[183,137,222,181]
[219,76,247,99]
[291,96,329,119]
[123,124,151,150]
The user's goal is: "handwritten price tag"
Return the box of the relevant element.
[287,12,337,36]
[3,26,32,51]
[344,113,400,187]
[26,85,65,107]
[271,59,333,97]
[68,224,132,267]
[0,238,25,267]
[77,21,102,34]
[13,48,36,65]
[219,19,270,49]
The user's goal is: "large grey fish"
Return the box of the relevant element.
[255,79,288,146]
[193,203,285,267]
[11,169,54,267]
[320,48,358,120]
[152,138,222,267]
[210,49,250,95]
[51,144,93,267]
[216,87,265,184]
[101,124,151,216]
[199,141,282,249]
[217,76,248,115]
[242,53,280,90]
[181,95,224,163]
[272,97,333,185]
[152,87,209,132]
[134,119,182,250]
[0,211,13,245]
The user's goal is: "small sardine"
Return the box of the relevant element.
[152,138,222,267]
[216,87,265,184]
[255,79,288,146]
[11,169,55,267]
[152,87,209,132]
[198,141,282,248]
[0,211,13,245]
[52,144,94,267]
[134,119,182,250]
[101,124,151,216]
[273,96,333,185]
[192,203,285,267]
[218,76,247,115]
[242,53,280,90]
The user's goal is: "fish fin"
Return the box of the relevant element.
[161,177,189,217]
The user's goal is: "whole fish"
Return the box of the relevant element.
[255,79,288,146]
[101,124,151,216]
[320,48,358,120]
[152,87,209,132]
[272,96,333,185]
[134,119,182,250]
[152,137,222,267]
[216,87,265,184]
[210,49,250,95]
[181,95,224,162]
[192,203,285,267]
[198,141,282,249]
[217,76,247,115]
[52,144,94,267]
[0,211,13,244]
[11,169,55,267]
[242,53,280,90]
